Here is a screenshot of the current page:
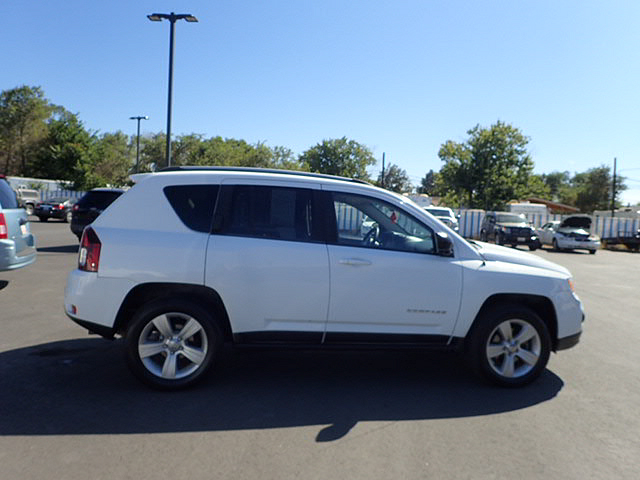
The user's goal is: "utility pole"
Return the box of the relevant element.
[129,115,148,173]
[148,12,198,168]
[611,157,617,217]
[381,152,386,188]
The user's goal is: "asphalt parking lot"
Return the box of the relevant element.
[1,221,639,480]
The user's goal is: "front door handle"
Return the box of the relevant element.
[339,258,372,267]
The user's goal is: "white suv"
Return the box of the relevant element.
[64,167,584,389]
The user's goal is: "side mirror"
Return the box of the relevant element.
[436,231,454,257]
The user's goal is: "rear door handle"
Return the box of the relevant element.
[339,258,372,267]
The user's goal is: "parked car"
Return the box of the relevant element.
[65,167,583,390]
[70,188,125,240]
[424,206,459,232]
[601,228,640,252]
[537,216,600,254]
[14,187,40,215]
[0,175,36,271]
[34,196,75,223]
[480,211,541,250]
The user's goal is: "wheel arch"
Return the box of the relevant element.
[465,293,559,351]
[113,283,233,342]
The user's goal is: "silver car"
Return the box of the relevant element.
[0,175,36,271]
[537,216,600,254]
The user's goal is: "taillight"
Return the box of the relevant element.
[0,213,7,239]
[57,204,65,210]
[78,227,101,272]
[73,204,79,211]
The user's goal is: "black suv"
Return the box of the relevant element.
[480,211,540,250]
[70,188,125,240]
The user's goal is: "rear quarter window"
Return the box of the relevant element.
[0,180,18,209]
[163,185,219,232]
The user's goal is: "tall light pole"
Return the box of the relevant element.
[129,115,148,173]
[147,12,198,168]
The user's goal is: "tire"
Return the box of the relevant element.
[497,233,505,246]
[38,216,48,222]
[25,204,34,215]
[466,304,551,387]
[552,238,560,251]
[64,211,72,223]
[589,249,596,255]
[528,240,541,251]
[125,298,223,390]
[480,230,487,242]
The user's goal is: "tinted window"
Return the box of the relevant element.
[164,185,219,233]
[76,191,123,210]
[0,179,18,209]
[331,192,435,254]
[496,213,527,223]
[218,185,319,242]
[44,196,72,203]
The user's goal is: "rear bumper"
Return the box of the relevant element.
[35,209,66,219]
[0,240,36,271]
[66,314,117,339]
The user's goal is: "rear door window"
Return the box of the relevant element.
[215,185,321,243]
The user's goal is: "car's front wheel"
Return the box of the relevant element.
[125,299,223,390]
[467,305,551,387]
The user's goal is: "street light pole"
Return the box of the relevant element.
[129,115,148,173]
[147,12,198,168]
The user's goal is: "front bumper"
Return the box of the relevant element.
[556,331,581,351]
[500,232,539,246]
[556,236,600,251]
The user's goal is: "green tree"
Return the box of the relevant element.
[376,164,413,193]
[138,133,166,171]
[0,85,55,175]
[31,111,95,187]
[572,165,626,213]
[300,137,376,180]
[541,171,573,204]
[89,131,133,186]
[417,169,439,195]
[437,121,544,209]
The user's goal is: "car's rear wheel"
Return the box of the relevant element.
[467,305,551,387]
[64,211,72,223]
[125,299,222,390]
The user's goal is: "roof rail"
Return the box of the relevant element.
[157,166,372,185]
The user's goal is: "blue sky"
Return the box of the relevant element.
[3,1,640,204]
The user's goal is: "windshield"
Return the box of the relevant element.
[77,191,122,209]
[496,213,527,223]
